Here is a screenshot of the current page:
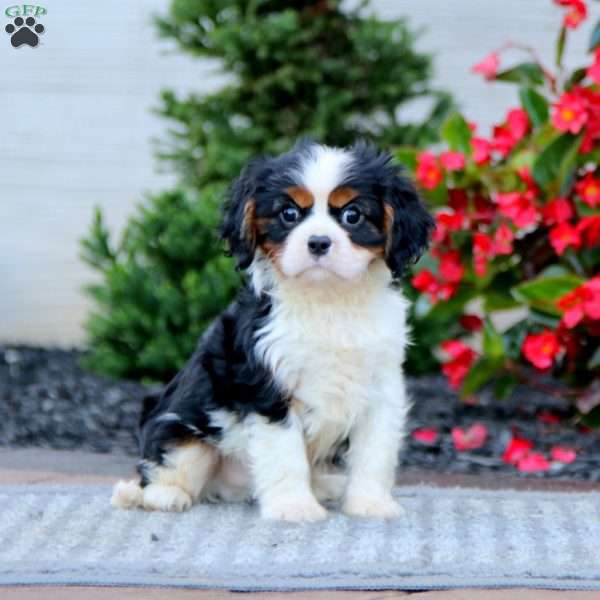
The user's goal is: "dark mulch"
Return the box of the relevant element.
[1,345,599,480]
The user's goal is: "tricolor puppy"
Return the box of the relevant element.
[112,140,433,521]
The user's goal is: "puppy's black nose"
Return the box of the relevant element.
[307,235,332,256]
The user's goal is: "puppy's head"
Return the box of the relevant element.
[221,140,433,283]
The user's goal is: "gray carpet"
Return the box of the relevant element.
[1,484,600,591]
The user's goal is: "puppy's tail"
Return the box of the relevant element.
[111,479,144,509]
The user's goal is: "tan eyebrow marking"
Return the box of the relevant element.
[328,186,359,208]
[285,186,314,209]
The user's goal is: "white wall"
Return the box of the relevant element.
[0,0,597,345]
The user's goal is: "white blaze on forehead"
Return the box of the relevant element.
[296,145,351,204]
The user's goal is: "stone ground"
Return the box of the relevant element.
[2,448,600,599]
[3,346,600,482]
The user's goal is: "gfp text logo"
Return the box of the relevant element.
[5,5,46,47]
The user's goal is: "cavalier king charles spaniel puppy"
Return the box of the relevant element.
[112,139,433,521]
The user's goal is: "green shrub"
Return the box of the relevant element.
[81,0,452,382]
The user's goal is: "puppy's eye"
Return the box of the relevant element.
[280,205,301,225]
[341,206,364,227]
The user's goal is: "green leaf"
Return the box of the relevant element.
[495,62,545,86]
[441,112,472,155]
[589,19,600,51]
[395,146,417,171]
[512,275,584,316]
[566,67,588,89]
[494,374,519,400]
[461,356,504,397]
[483,317,505,358]
[519,87,549,128]
[532,133,582,187]
[556,26,567,68]
[483,291,521,311]
[427,286,478,320]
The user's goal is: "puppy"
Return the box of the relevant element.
[111,140,433,521]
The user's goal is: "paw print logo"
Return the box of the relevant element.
[5,16,45,48]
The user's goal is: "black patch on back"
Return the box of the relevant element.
[137,288,290,464]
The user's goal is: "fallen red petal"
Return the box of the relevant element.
[517,452,550,473]
[502,437,534,465]
[451,423,488,451]
[551,446,577,464]
[412,428,438,445]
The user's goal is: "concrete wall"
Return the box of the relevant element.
[1,0,596,345]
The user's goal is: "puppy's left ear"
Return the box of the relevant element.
[221,159,265,269]
[382,169,434,278]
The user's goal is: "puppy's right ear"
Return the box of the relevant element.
[221,159,264,270]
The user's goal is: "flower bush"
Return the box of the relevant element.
[401,0,600,419]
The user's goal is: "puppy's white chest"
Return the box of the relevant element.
[255,284,407,450]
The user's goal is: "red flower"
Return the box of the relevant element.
[472,196,495,224]
[437,282,458,301]
[503,437,534,465]
[459,314,483,332]
[472,137,492,165]
[541,197,574,226]
[441,339,476,389]
[448,188,469,212]
[472,52,500,80]
[517,452,551,473]
[551,446,577,464]
[416,151,444,189]
[473,232,494,276]
[439,250,465,283]
[557,276,600,328]
[506,108,530,141]
[492,222,514,255]
[451,424,488,451]
[556,324,582,362]
[440,150,466,171]
[557,287,587,328]
[412,269,438,294]
[577,215,600,247]
[549,222,581,255]
[575,172,600,208]
[412,270,458,304]
[432,210,465,243]
[492,125,517,157]
[522,330,561,370]
[555,0,587,29]
[552,90,588,134]
[412,428,438,445]
[518,167,541,201]
[494,192,538,228]
[580,87,600,152]
[587,48,600,85]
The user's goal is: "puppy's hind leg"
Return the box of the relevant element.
[112,441,218,512]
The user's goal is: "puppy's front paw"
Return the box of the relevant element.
[343,492,403,519]
[261,495,328,522]
[142,484,192,512]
